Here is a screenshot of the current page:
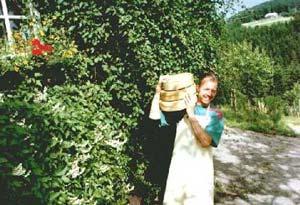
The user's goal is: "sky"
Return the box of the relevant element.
[228,0,270,17]
[241,0,270,9]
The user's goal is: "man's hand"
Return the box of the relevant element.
[150,75,168,120]
[184,92,196,118]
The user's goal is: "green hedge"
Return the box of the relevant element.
[0,0,224,204]
[0,83,131,204]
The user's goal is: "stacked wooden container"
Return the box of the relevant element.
[160,73,197,112]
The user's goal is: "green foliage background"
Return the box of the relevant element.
[217,8,300,135]
[1,84,130,204]
[222,13,300,108]
[1,1,298,204]
[217,41,274,103]
[0,0,226,204]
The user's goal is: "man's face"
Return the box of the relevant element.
[197,80,218,106]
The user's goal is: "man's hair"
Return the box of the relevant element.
[198,72,218,86]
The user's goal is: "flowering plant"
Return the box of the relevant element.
[0,28,78,75]
[31,38,53,56]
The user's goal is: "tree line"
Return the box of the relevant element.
[224,13,300,95]
[230,0,300,23]
[216,12,300,134]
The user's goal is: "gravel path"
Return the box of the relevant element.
[214,127,300,205]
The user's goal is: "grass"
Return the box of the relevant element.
[222,106,296,137]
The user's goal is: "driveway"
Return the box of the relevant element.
[214,127,300,205]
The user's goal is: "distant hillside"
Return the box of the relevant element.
[242,16,293,27]
[230,0,300,23]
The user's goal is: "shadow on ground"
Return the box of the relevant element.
[214,127,300,205]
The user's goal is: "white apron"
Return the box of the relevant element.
[163,113,214,205]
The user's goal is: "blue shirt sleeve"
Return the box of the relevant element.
[205,112,224,147]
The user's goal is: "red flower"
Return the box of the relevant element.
[31,38,42,47]
[32,48,43,56]
[42,44,53,53]
[31,38,53,56]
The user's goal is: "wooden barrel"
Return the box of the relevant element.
[159,73,196,112]
[161,73,194,91]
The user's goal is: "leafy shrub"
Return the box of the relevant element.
[0,83,131,204]
[217,41,274,105]
[284,83,300,117]
[222,95,294,136]
[1,0,225,203]
[246,111,275,133]
[262,96,285,125]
